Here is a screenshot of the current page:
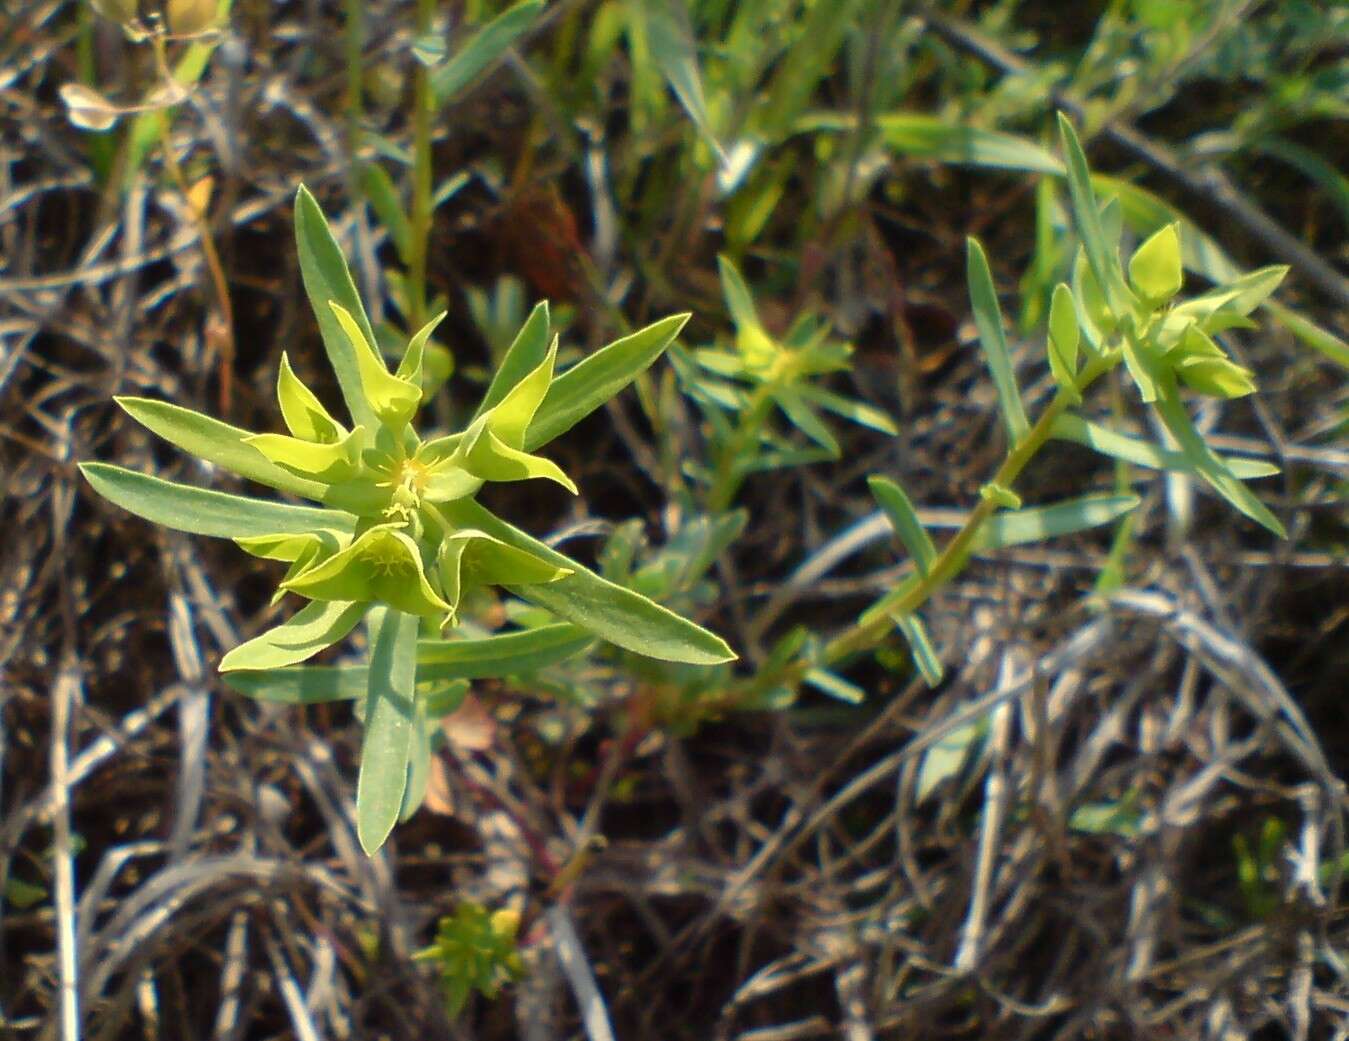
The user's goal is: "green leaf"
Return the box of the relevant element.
[80,463,358,539]
[526,314,690,450]
[803,667,865,704]
[277,353,345,444]
[793,384,898,435]
[635,0,723,160]
[915,714,985,803]
[399,697,431,822]
[773,387,839,455]
[454,530,572,586]
[431,0,545,104]
[474,301,550,421]
[330,302,422,429]
[1174,266,1290,323]
[356,607,419,855]
[459,420,578,493]
[483,336,557,447]
[868,476,936,576]
[440,500,735,665]
[893,613,944,687]
[876,113,1064,175]
[1128,222,1183,304]
[1056,114,1132,317]
[1051,414,1279,479]
[218,599,367,672]
[966,238,1030,440]
[396,311,448,388]
[416,622,592,671]
[116,397,326,500]
[358,161,412,263]
[1151,381,1285,536]
[295,185,380,430]
[223,624,593,703]
[1047,283,1081,402]
[974,494,1140,549]
[718,255,760,331]
[245,426,365,483]
[285,526,451,617]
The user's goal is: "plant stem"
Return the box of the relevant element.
[728,346,1121,704]
[406,0,437,331]
[706,378,779,514]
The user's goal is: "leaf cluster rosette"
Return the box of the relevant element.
[81,186,733,853]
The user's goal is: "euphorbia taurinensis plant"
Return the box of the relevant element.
[81,186,733,854]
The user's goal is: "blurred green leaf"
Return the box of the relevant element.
[966,238,1030,440]
[868,475,937,576]
[975,494,1140,548]
[219,600,367,672]
[431,0,545,105]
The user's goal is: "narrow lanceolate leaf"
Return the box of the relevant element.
[357,607,420,855]
[1151,382,1285,537]
[966,238,1030,440]
[358,162,412,262]
[474,301,550,421]
[218,600,367,672]
[440,499,736,665]
[295,185,380,430]
[1047,284,1081,402]
[868,476,936,576]
[80,463,358,539]
[974,494,1140,549]
[803,668,865,704]
[1056,114,1131,317]
[774,387,839,455]
[893,613,944,687]
[416,623,592,672]
[526,314,691,449]
[116,397,326,499]
[717,255,760,333]
[639,0,723,158]
[876,113,1063,175]
[431,0,544,104]
[223,624,593,703]
[399,697,431,822]
[1051,414,1279,479]
[483,336,557,446]
[794,384,898,435]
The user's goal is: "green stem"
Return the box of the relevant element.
[706,379,779,514]
[345,0,364,158]
[406,0,437,331]
[729,346,1121,704]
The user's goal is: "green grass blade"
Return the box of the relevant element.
[357,607,419,855]
[116,397,326,500]
[868,476,936,576]
[294,185,380,429]
[526,313,690,449]
[966,238,1030,440]
[441,500,735,665]
[431,0,545,104]
[80,463,357,539]
[636,0,724,160]
[974,494,1140,549]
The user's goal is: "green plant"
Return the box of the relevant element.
[80,186,732,855]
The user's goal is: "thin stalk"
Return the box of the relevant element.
[344,0,364,157]
[406,0,437,331]
[706,378,779,514]
[726,346,1122,705]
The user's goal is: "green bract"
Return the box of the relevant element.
[81,185,734,854]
